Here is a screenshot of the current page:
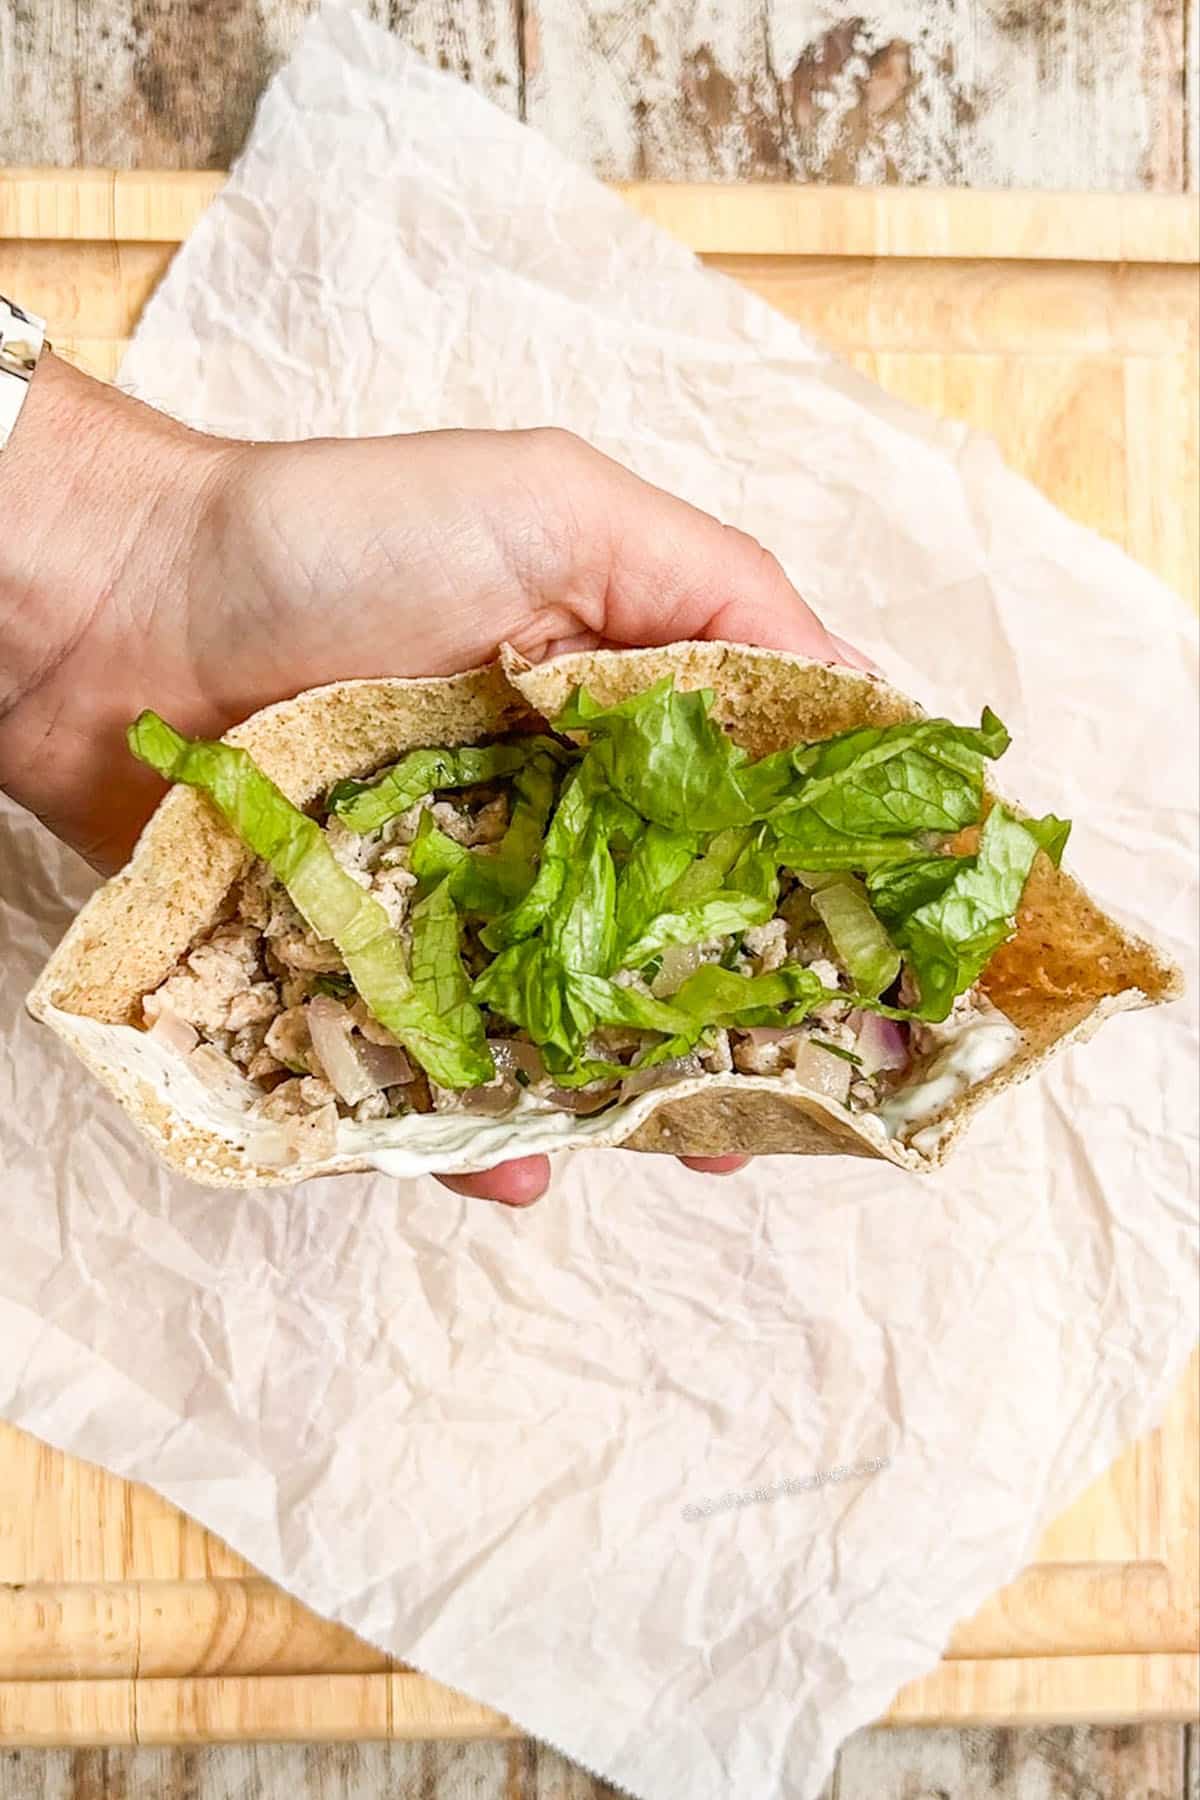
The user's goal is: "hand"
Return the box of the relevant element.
[1,355,868,1204]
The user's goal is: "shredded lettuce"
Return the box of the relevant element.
[621,894,772,968]
[748,709,1009,825]
[871,805,1064,1021]
[807,875,901,1000]
[555,680,758,831]
[407,814,526,920]
[406,878,494,1081]
[329,737,568,834]
[131,680,1070,1095]
[615,824,701,948]
[481,761,608,951]
[128,713,493,1087]
[668,963,833,1028]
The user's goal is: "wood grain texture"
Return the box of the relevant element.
[4,168,1197,260]
[833,1723,1188,1799]
[0,2,520,171]
[0,1730,1190,1798]
[526,0,1196,192]
[0,2,1195,194]
[0,1740,630,1798]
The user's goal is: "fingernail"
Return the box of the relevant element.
[829,633,882,676]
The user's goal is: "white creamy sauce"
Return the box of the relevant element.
[46,1006,702,1176]
[865,1007,1024,1149]
[50,998,1024,1176]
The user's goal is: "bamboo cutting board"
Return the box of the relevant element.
[0,170,1196,1748]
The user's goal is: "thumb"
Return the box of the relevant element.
[574,442,874,668]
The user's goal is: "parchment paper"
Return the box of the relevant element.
[2,7,1197,1796]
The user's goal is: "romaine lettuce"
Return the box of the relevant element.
[128,713,493,1087]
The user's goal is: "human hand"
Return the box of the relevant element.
[1,355,869,1203]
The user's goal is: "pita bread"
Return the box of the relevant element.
[28,643,1182,1188]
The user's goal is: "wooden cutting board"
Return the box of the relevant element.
[0,170,1196,1748]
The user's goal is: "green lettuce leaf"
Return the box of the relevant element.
[482,761,602,950]
[471,940,574,1058]
[1021,812,1071,865]
[127,712,492,1087]
[668,962,832,1029]
[329,737,568,834]
[808,875,901,999]
[724,824,781,905]
[621,894,772,968]
[773,817,932,871]
[754,709,1009,837]
[407,815,520,918]
[881,804,1060,1021]
[409,748,570,920]
[544,800,619,977]
[614,824,700,948]
[563,973,694,1038]
[865,853,969,925]
[664,827,753,906]
[555,680,756,831]
[406,878,494,1082]
[502,750,567,869]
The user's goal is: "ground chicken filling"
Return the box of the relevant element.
[141,784,997,1162]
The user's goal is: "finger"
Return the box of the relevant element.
[678,1155,749,1176]
[437,1156,551,1207]
[829,631,881,675]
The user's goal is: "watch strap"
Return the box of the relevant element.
[0,295,48,453]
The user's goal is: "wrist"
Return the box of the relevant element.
[0,354,231,856]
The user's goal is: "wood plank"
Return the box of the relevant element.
[0,1580,389,1681]
[885,1653,1200,1727]
[0,1674,517,1748]
[0,2,521,172]
[836,1722,1187,1798]
[527,3,1193,194]
[0,1741,626,1798]
[11,241,1197,358]
[2,1658,1196,1746]
[616,184,1200,263]
[1,169,1197,261]
[1,3,1190,196]
[0,1680,135,1748]
[0,1731,1190,1800]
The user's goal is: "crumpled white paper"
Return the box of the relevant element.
[2,7,1197,1796]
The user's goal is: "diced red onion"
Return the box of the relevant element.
[786,1038,852,1104]
[849,1011,909,1075]
[148,1009,199,1058]
[738,1026,795,1047]
[307,995,379,1106]
[544,1081,619,1115]
[187,1043,258,1102]
[491,1039,547,1083]
[358,1040,414,1088]
[453,1075,520,1115]
[621,1053,704,1099]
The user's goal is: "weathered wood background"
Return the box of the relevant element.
[1,3,1198,1798]
[0,0,1197,189]
[1,1726,1197,1797]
